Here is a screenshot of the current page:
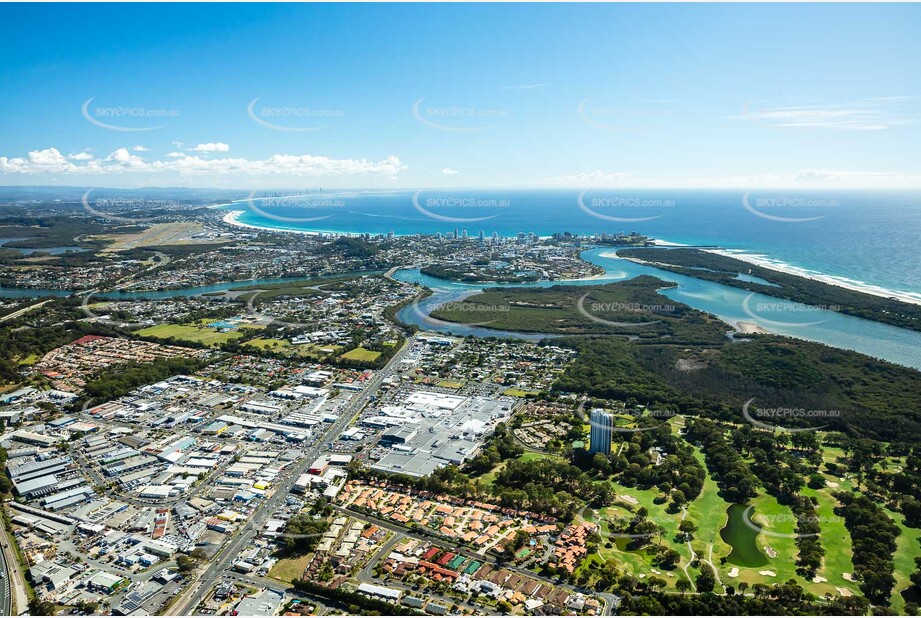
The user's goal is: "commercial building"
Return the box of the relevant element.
[371,393,513,478]
[235,589,285,616]
[357,582,402,602]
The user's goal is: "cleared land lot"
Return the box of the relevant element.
[137,323,247,346]
[340,347,381,362]
[268,554,312,584]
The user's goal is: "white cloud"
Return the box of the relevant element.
[165,152,185,158]
[739,97,918,130]
[0,146,407,178]
[105,147,147,170]
[441,168,460,175]
[68,151,94,161]
[189,142,230,152]
[132,145,149,152]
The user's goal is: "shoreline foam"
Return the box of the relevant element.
[221,207,921,307]
[703,248,921,307]
[222,210,328,236]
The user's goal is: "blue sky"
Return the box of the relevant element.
[1,3,919,189]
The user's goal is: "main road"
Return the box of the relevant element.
[172,337,414,615]
[0,518,28,616]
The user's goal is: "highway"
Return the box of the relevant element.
[0,536,10,617]
[0,299,52,324]
[172,337,413,615]
[0,521,28,616]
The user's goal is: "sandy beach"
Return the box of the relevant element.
[704,248,921,307]
[735,321,771,335]
[222,210,325,236]
[221,210,921,309]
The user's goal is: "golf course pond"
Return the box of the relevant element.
[720,504,769,568]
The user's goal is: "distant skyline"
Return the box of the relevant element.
[1,3,920,189]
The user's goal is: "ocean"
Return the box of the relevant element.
[222,189,921,302]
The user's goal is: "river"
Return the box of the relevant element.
[3,249,921,370]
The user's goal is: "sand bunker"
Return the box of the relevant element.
[836,587,853,597]
[758,570,777,577]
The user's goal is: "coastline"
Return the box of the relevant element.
[222,207,921,308]
[222,210,331,237]
[702,248,921,307]
[735,320,771,335]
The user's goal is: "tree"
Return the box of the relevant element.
[695,569,716,593]
[676,519,697,542]
[29,598,57,616]
[807,473,826,490]
[176,553,199,574]
[283,513,331,554]
[592,452,612,477]
[655,548,681,570]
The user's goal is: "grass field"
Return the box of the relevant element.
[340,347,381,362]
[888,511,921,612]
[808,490,856,590]
[503,388,539,397]
[243,338,341,359]
[437,380,464,389]
[243,337,291,351]
[137,323,245,346]
[267,554,312,584]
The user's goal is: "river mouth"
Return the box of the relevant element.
[393,247,921,370]
[720,504,768,568]
[3,247,921,370]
